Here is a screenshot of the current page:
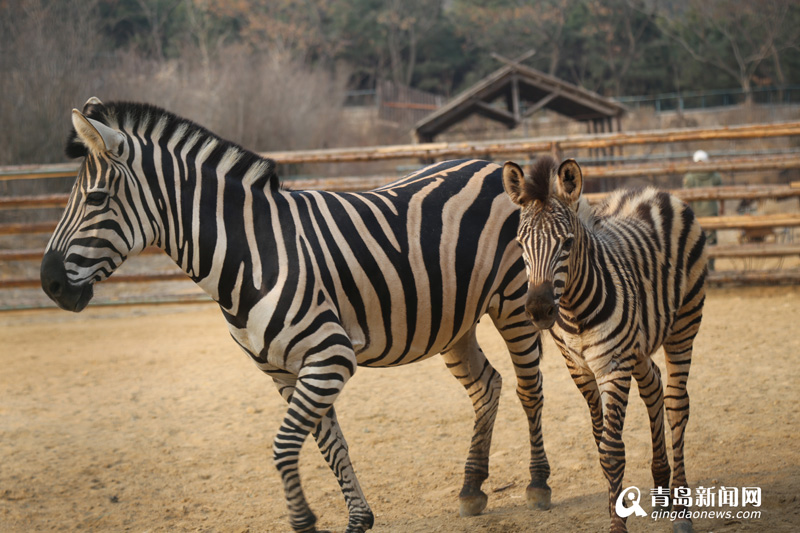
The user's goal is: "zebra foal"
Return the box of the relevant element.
[502,157,707,533]
[40,98,553,532]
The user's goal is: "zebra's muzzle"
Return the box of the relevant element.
[525,282,557,330]
[40,250,94,312]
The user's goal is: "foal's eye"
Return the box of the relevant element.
[86,191,108,206]
[562,237,574,252]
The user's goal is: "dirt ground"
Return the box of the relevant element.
[1,286,798,532]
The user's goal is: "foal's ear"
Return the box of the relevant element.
[502,161,531,206]
[555,159,583,208]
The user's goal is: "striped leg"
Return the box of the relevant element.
[662,286,702,533]
[441,327,502,517]
[596,368,633,533]
[663,336,698,532]
[633,357,671,501]
[490,307,551,510]
[564,357,604,449]
[270,351,372,533]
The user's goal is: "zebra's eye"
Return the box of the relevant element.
[86,191,108,206]
[562,237,574,252]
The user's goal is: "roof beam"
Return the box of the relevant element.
[472,100,518,128]
[523,90,560,118]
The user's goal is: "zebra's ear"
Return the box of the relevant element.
[555,159,583,208]
[81,96,106,118]
[502,161,532,206]
[71,109,124,155]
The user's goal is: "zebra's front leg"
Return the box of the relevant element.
[272,353,372,533]
[564,357,604,449]
[491,312,551,510]
[273,375,374,532]
[596,368,633,533]
[313,406,374,532]
[441,327,502,517]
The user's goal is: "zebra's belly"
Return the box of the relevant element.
[349,314,483,368]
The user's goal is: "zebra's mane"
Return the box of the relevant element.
[65,100,280,191]
[523,156,555,205]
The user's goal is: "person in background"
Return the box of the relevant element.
[683,149,723,270]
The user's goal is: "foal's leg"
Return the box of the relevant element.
[663,335,698,532]
[441,326,502,517]
[596,366,633,533]
[661,282,703,533]
[489,304,550,510]
[563,357,604,449]
[633,357,671,502]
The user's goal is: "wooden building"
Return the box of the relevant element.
[414,61,627,143]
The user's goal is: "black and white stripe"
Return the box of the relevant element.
[41,98,553,532]
[503,157,707,533]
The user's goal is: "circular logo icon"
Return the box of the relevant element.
[615,486,647,518]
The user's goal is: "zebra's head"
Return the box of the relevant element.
[41,97,142,312]
[502,157,584,330]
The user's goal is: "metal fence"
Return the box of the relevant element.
[615,85,800,113]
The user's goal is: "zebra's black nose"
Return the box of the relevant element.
[40,250,94,312]
[41,250,67,299]
[525,282,557,330]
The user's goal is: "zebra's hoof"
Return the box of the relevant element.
[526,486,552,511]
[673,519,693,533]
[459,491,488,517]
[344,509,374,532]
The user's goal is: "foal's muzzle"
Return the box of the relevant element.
[525,282,557,330]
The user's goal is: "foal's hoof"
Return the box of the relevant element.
[673,520,693,533]
[459,491,488,517]
[344,510,375,533]
[526,485,552,511]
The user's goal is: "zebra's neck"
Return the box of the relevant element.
[126,120,282,311]
[559,219,614,327]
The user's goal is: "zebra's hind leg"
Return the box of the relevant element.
[270,354,373,533]
[489,309,551,511]
[441,326,502,517]
[663,329,699,532]
[661,276,703,533]
[633,357,671,506]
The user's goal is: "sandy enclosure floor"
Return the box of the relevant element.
[1,286,798,532]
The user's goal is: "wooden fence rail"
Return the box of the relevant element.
[2,122,798,302]
[3,175,800,213]
[3,185,799,237]
[3,121,800,181]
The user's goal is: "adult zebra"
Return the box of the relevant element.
[40,98,552,532]
[502,157,707,533]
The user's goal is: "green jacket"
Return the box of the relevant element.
[683,171,722,217]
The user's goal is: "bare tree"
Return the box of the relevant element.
[134,0,182,60]
[377,0,444,87]
[658,0,800,104]
[0,0,105,165]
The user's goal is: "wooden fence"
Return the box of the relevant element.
[2,122,799,307]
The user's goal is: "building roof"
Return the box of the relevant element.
[414,62,627,142]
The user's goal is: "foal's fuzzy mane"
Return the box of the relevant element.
[523,156,556,204]
[65,100,280,191]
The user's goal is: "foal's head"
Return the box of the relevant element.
[502,157,584,330]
